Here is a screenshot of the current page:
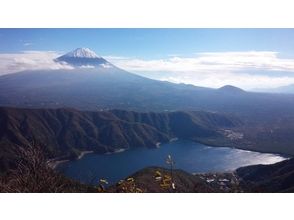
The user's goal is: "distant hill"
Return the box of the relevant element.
[0,107,241,173]
[218,85,245,93]
[256,84,294,94]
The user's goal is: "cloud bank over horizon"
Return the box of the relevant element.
[1,50,294,90]
[0,51,73,74]
[106,51,294,90]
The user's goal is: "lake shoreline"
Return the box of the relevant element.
[47,150,94,169]
[78,150,94,159]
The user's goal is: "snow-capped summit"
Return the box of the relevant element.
[62,48,100,59]
[56,48,111,68]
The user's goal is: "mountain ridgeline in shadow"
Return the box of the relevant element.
[236,158,294,192]
[0,107,242,172]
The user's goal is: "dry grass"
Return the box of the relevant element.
[0,145,94,193]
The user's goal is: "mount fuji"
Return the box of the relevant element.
[55,48,112,68]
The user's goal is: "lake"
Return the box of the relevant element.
[57,140,287,185]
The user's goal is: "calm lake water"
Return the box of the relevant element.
[57,140,287,185]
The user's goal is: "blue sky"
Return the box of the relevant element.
[1,29,294,57]
[1,28,294,89]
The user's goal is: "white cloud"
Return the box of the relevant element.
[106,51,294,89]
[107,51,294,72]
[79,65,95,69]
[2,50,294,90]
[160,72,294,90]
[23,42,33,47]
[0,51,73,75]
[99,63,112,69]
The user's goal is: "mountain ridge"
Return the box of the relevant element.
[256,84,294,94]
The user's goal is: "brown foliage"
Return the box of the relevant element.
[0,145,94,193]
